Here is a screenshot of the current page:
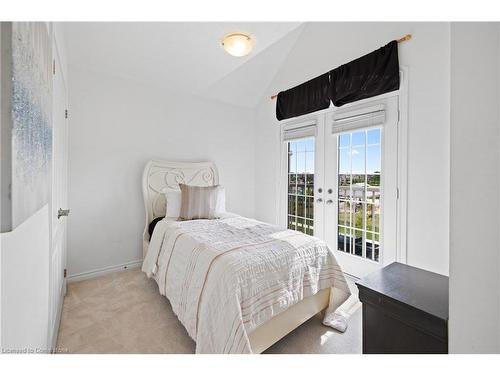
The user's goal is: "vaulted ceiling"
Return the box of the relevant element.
[63,22,305,108]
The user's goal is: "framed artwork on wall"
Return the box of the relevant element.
[1,22,52,232]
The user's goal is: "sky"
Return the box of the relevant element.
[289,128,381,174]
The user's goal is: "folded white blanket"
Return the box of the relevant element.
[142,215,351,353]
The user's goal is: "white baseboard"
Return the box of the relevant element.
[67,260,143,283]
[343,272,360,281]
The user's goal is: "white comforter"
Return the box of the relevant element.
[142,214,350,354]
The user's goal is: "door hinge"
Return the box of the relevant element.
[53,59,56,75]
[63,269,67,278]
[396,188,400,199]
[65,109,68,119]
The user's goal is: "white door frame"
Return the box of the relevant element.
[278,67,409,268]
[48,29,69,349]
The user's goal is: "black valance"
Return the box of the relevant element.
[276,73,330,121]
[275,40,400,120]
[329,40,399,107]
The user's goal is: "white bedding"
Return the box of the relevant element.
[142,214,351,354]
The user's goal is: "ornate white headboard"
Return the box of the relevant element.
[142,160,219,253]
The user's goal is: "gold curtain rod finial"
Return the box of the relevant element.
[397,34,412,43]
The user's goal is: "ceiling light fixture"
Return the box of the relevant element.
[221,32,254,57]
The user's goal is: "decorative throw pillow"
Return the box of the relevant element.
[179,184,224,220]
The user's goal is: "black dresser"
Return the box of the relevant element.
[356,262,449,354]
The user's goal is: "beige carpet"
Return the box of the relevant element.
[57,268,361,354]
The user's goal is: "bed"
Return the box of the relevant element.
[141,160,351,353]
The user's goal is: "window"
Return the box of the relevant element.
[337,128,381,261]
[287,137,314,235]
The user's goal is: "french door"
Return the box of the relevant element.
[280,95,400,278]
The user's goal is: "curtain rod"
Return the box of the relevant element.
[270,34,412,100]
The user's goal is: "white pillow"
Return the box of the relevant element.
[215,186,226,215]
[165,190,182,218]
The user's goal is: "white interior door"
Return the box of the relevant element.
[49,38,69,345]
[280,95,400,279]
[323,96,399,278]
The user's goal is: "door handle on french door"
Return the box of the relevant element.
[316,198,323,203]
[58,208,70,219]
[326,199,333,204]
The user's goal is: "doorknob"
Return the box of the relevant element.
[58,208,70,219]
[326,199,334,204]
[316,198,323,203]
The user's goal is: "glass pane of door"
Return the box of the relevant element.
[287,137,315,235]
[337,129,381,262]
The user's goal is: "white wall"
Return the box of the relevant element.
[1,206,50,352]
[254,22,450,276]
[449,23,500,353]
[67,67,256,277]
